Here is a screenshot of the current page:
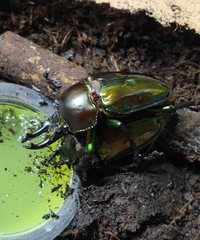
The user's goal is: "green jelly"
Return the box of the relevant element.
[0,102,72,235]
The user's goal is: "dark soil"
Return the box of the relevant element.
[1,0,200,239]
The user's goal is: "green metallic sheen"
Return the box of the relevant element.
[89,72,174,116]
[98,112,166,161]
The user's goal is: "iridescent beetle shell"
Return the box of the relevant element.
[85,72,174,117]
[98,113,166,161]
[23,72,175,156]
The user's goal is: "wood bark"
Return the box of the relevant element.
[0,31,87,99]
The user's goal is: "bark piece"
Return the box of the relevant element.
[0,31,87,99]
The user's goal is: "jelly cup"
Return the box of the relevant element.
[0,82,79,240]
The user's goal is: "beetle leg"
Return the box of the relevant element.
[69,133,93,183]
[68,128,101,176]
[140,141,155,156]
[63,130,97,183]
[71,134,87,160]
[48,134,80,167]
[79,128,99,164]
[147,101,195,114]
[105,119,135,149]
[162,101,195,111]
[146,101,195,123]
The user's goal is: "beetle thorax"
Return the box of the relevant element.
[58,82,98,133]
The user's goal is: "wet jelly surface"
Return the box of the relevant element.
[0,102,72,234]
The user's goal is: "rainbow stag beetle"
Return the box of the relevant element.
[22,72,175,156]
[31,102,193,181]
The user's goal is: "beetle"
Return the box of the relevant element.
[22,72,194,182]
[41,101,193,182]
[22,72,174,152]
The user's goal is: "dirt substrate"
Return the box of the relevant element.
[1,0,200,239]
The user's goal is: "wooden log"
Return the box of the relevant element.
[0,31,87,99]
